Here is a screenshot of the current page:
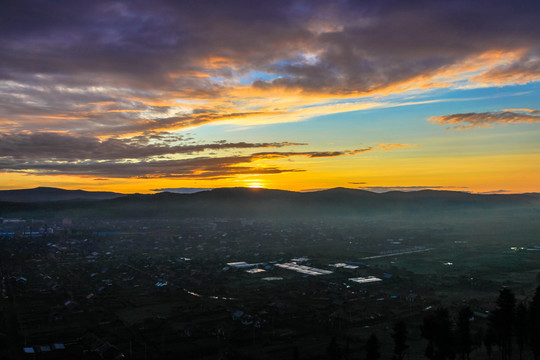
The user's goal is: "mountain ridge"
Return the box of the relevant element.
[0,186,538,220]
[1,186,539,203]
[0,187,125,203]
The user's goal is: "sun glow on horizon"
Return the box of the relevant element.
[245,180,265,189]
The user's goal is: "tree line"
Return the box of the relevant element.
[327,286,540,360]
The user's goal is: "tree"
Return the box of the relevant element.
[456,306,473,360]
[327,336,342,360]
[484,327,495,360]
[422,312,437,360]
[489,288,516,360]
[366,333,380,360]
[421,307,455,360]
[471,327,484,354]
[530,286,540,360]
[392,320,408,360]
[514,302,528,360]
[425,341,435,360]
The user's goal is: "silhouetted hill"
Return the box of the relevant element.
[0,187,125,202]
[0,187,538,219]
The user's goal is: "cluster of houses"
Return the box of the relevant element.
[0,217,436,359]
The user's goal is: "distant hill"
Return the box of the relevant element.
[0,187,125,202]
[0,187,538,219]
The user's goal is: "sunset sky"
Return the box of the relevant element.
[1,0,539,194]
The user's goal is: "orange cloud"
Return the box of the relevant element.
[41,115,90,120]
[84,101,118,106]
[471,54,540,86]
[503,108,540,114]
[168,70,212,79]
[106,109,146,113]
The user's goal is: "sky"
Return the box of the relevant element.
[0,0,539,194]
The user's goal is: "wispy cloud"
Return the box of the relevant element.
[429,110,540,129]
[252,147,373,160]
[477,189,511,194]
[502,108,540,114]
[377,143,419,151]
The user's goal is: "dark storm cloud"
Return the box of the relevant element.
[0,0,313,90]
[429,110,540,129]
[0,0,316,134]
[254,1,540,94]
[2,0,539,100]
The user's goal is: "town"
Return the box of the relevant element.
[1,213,539,359]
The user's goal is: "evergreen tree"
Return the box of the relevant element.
[421,307,455,360]
[366,333,380,360]
[489,288,515,360]
[293,345,299,360]
[422,311,438,360]
[327,336,342,360]
[425,341,435,360]
[484,327,496,360]
[530,286,540,360]
[472,327,484,354]
[392,320,408,360]
[514,302,528,360]
[456,306,473,360]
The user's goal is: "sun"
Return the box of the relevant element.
[245,180,265,189]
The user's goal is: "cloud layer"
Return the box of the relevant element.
[2,0,540,136]
[0,129,416,179]
[0,132,304,160]
[0,131,412,179]
[0,1,539,186]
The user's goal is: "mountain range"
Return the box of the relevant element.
[0,187,538,219]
